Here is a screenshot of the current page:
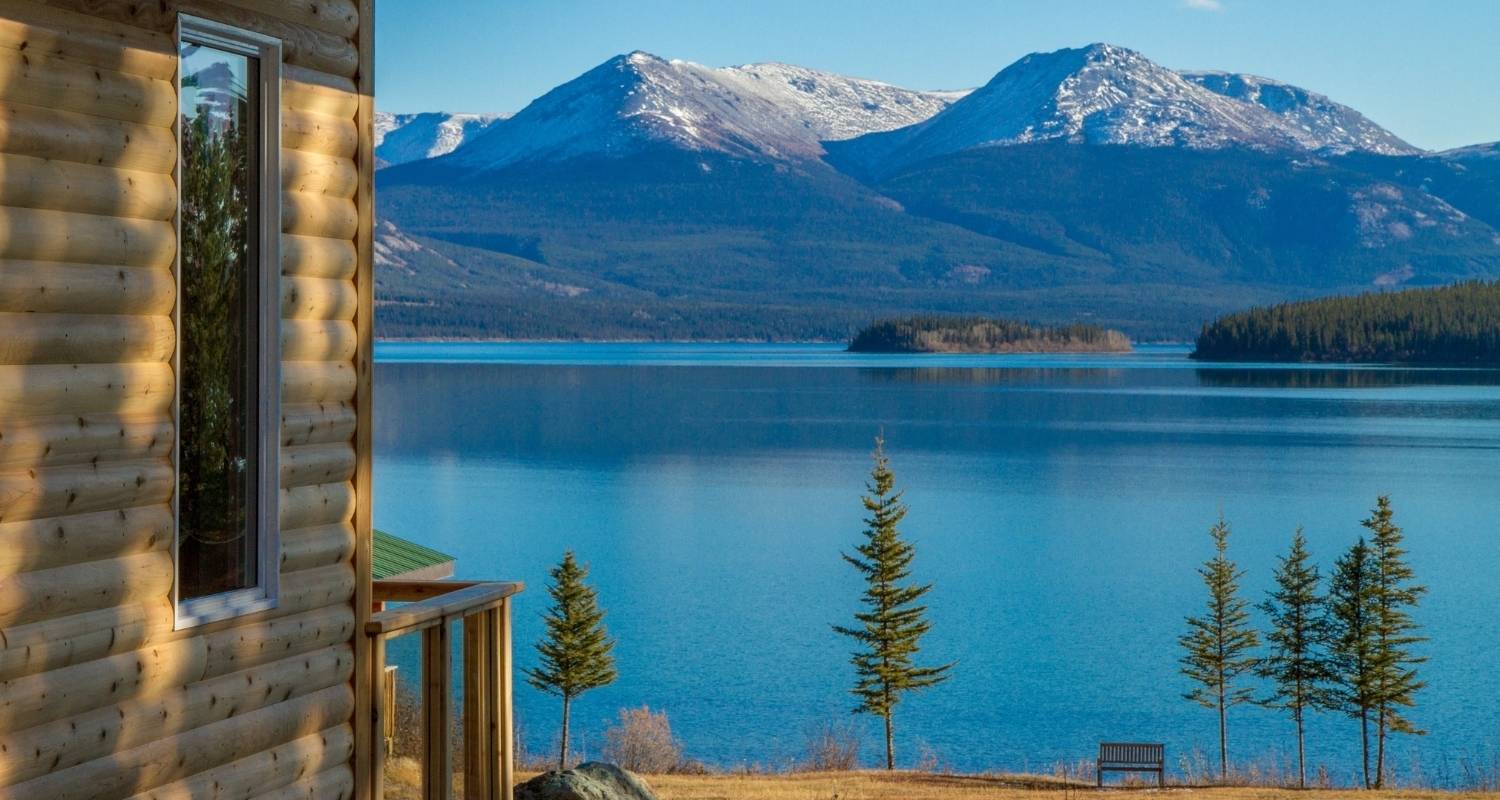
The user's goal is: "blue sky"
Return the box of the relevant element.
[376,0,1497,151]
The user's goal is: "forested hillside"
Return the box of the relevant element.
[378,143,1500,340]
[1192,282,1500,363]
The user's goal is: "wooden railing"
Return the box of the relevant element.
[368,579,525,800]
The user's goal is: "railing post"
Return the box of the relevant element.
[371,636,387,800]
[384,666,399,756]
[423,621,454,800]
[498,599,515,800]
[369,582,522,800]
[464,613,493,800]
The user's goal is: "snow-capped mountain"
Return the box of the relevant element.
[375,111,509,166]
[443,51,966,171]
[830,44,1418,176]
[378,43,1500,341]
[1182,72,1418,156]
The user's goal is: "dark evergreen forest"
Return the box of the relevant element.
[1193,282,1500,363]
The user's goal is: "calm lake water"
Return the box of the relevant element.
[373,343,1500,783]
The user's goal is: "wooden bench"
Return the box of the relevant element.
[1096,742,1165,787]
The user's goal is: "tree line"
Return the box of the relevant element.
[1181,499,1425,789]
[1193,281,1500,364]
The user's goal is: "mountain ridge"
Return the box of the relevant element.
[1180,70,1417,155]
[401,43,1433,177]
[443,51,966,172]
[827,44,1419,178]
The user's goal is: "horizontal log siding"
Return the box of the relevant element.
[0,2,364,798]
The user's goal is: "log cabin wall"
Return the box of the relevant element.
[0,1,373,798]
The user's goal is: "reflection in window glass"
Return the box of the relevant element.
[178,39,262,600]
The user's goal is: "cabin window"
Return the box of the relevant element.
[174,16,282,628]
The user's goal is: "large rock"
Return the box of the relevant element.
[514,762,659,800]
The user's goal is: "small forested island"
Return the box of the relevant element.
[848,316,1132,354]
[1193,281,1500,364]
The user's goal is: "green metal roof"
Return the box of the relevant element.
[372,529,456,580]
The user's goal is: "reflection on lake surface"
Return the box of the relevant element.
[374,343,1500,781]
[1196,367,1500,389]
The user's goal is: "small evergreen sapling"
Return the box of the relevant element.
[1364,496,1427,788]
[1327,537,1379,788]
[1328,498,1429,789]
[1257,528,1336,788]
[833,436,953,770]
[1179,516,1260,783]
[527,551,618,770]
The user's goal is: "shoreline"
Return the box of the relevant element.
[846,344,1134,355]
[374,337,1194,347]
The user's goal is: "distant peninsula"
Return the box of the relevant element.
[1193,281,1500,364]
[848,316,1132,354]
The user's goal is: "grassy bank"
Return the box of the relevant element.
[387,765,1499,799]
[643,771,1497,799]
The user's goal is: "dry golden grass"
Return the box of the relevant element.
[631,771,1500,800]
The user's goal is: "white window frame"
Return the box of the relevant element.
[173,14,284,630]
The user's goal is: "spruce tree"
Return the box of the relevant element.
[1363,496,1427,788]
[1179,516,1260,783]
[527,551,617,770]
[833,436,952,770]
[1327,538,1379,788]
[1257,528,1336,788]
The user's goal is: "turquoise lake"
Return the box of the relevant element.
[373,342,1500,783]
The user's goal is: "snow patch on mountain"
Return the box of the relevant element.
[446,51,966,171]
[374,219,456,273]
[375,112,509,166]
[1348,181,1470,249]
[375,220,593,300]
